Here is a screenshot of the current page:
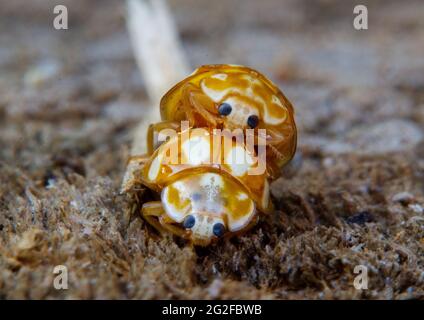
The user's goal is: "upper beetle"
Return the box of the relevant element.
[159,64,297,178]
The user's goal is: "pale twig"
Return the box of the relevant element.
[122,0,189,192]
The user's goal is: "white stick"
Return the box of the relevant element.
[122,0,189,192]
[127,0,189,107]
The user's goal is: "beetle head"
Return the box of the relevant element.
[161,172,256,246]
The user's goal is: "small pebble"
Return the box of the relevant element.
[24,59,60,87]
[408,204,423,214]
[392,192,414,204]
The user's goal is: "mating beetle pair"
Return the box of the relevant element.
[125,64,297,246]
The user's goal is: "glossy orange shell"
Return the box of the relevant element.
[160,64,297,171]
[140,127,271,214]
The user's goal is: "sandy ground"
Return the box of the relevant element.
[0,0,423,299]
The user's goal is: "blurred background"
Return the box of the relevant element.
[0,0,423,299]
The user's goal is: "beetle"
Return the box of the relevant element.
[122,64,298,245]
[148,64,297,179]
[133,127,271,246]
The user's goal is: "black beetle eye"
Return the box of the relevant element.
[183,215,196,229]
[218,103,232,116]
[212,223,225,237]
[247,115,259,128]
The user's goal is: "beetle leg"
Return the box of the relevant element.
[147,120,181,154]
[141,201,167,233]
[181,83,220,128]
[141,201,188,238]
[159,215,188,238]
[249,126,296,179]
[266,126,297,169]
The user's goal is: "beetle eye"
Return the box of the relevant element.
[247,115,259,128]
[218,103,232,116]
[212,223,225,237]
[183,215,196,229]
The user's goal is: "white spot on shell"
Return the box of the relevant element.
[189,67,201,76]
[200,80,231,102]
[148,154,162,181]
[182,135,210,165]
[262,95,286,125]
[161,187,188,222]
[225,145,254,176]
[200,173,224,188]
[271,95,283,107]
[237,193,248,200]
[211,73,228,81]
[227,199,255,231]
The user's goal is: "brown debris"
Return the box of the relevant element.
[0,0,423,299]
